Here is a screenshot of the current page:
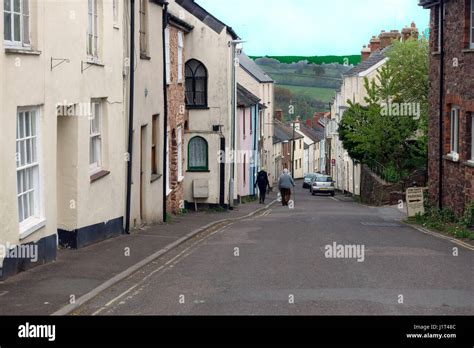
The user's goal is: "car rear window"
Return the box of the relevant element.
[316,177,333,182]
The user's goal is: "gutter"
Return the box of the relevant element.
[162,2,170,222]
[438,0,445,210]
[125,0,136,234]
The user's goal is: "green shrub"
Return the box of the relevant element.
[460,202,474,228]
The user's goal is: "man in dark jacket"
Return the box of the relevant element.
[255,168,270,204]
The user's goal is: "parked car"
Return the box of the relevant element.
[303,173,324,189]
[310,175,335,196]
[303,173,317,189]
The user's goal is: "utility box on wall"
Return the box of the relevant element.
[193,179,209,199]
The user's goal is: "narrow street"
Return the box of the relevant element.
[74,184,474,316]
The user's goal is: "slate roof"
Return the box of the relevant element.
[237,84,260,107]
[273,121,303,144]
[237,53,274,83]
[343,46,390,77]
[299,124,324,143]
[175,0,239,39]
[273,125,291,144]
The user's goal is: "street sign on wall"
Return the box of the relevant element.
[406,187,425,217]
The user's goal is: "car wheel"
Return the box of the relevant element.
[331,192,335,197]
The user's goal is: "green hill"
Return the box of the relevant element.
[252,56,352,118]
[250,55,361,66]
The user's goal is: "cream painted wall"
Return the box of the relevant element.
[169,0,233,205]
[330,63,385,195]
[1,0,127,266]
[237,67,275,185]
[128,1,165,226]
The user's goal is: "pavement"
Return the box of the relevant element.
[69,184,474,316]
[0,193,277,315]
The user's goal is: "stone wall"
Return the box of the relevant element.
[360,165,402,206]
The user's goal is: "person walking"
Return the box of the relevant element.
[255,168,270,204]
[278,168,295,206]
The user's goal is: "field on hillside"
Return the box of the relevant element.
[252,56,351,118]
[277,84,336,104]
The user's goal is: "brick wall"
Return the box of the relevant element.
[427,0,474,215]
[166,25,185,215]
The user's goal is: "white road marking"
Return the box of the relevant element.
[92,223,235,315]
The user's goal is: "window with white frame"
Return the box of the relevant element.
[89,100,102,173]
[166,129,171,194]
[177,126,183,180]
[470,0,474,49]
[113,0,119,27]
[165,27,171,83]
[16,107,42,228]
[178,31,184,82]
[471,114,474,161]
[4,0,30,47]
[87,0,99,57]
[450,107,459,154]
[139,0,148,55]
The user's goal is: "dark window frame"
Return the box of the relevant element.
[185,59,208,108]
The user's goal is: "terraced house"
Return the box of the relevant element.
[419,0,474,214]
[1,0,128,278]
[168,0,239,208]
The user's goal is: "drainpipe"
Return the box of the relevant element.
[162,3,169,222]
[438,0,445,210]
[125,0,136,234]
[228,39,246,209]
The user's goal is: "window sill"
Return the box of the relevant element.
[20,218,47,241]
[140,53,151,60]
[431,51,441,56]
[5,48,42,55]
[443,154,461,163]
[151,173,162,183]
[90,170,111,183]
[187,170,210,173]
[166,189,173,197]
[178,176,185,182]
[462,48,474,54]
[186,106,210,110]
[465,160,474,168]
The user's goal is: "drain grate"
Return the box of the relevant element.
[361,222,404,228]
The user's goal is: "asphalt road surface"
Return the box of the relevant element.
[74,185,474,315]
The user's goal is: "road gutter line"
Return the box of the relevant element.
[52,200,277,316]
[403,222,474,251]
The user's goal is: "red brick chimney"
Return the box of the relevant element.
[370,36,381,52]
[402,22,419,41]
[361,45,371,62]
[306,118,313,128]
[275,109,283,122]
[380,30,401,48]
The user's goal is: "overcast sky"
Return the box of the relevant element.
[196,0,430,56]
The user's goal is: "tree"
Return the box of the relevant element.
[312,65,325,76]
[339,38,428,178]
